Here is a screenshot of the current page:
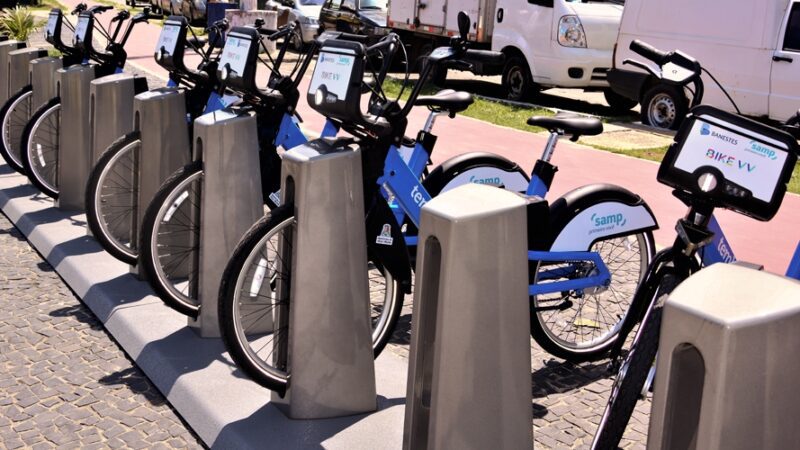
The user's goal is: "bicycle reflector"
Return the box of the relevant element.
[658,105,798,221]
[307,38,365,123]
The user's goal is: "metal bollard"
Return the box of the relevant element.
[0,40,25,104]
[29,57,62,109]
[130,87,191,275]
[403,183,537,450]
[647,263,800,450]
[90,74,147,164]
[189,109,262,337]
[7,48,46,95]
[270,139,376,419]
[55,64,95,211]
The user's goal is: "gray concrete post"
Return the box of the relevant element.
[0,40,25,104]
[403,183,534,450]
[29,57,62,109]
[55,64,95,211]
[647,263,800,450]
[8,48,46,95]
[270,139,377,419]
[190,109,262,337]
[90,74,138,164]
[130,87,191,274]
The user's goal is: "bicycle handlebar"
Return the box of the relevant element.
[88,5,113,14]
[71,3,87,15]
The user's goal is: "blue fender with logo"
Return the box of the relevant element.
[545,183,659,252]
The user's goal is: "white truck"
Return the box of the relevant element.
[388,0,630,108]
[609,0,800,129]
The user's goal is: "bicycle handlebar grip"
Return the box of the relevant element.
[464,49,505,65]
[71,3,87,14]
[629,39,668,66]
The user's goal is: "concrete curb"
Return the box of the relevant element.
[0,164,407,449]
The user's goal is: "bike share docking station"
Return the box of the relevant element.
[87,73,148,236]
[269,139,378,419]
[129,87,191,276]
[8,47,48,96]
[403,183,538,449]
[189,109,264,337]
[55,64,94,211]
[29,56,62,109]
[646,263,800,450]
[0,39,25,104]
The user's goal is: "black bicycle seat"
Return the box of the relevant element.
[416,89,473,113]
[528,113,603,136]
[187,36,207,49]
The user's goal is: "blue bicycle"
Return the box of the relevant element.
[135,22,345,316]
[19,5,152,198]
[591,41,800,450]
[84,15,230,266]
[217,14,660,393]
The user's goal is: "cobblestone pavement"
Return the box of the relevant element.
[386,293,651,450]
[0,214,204,450]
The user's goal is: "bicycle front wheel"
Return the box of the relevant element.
[218,203,403,393]
[85,132,141,265]
[591,273,677,450]
[21,98,61,198]
[139,161,203,317]
[0,86,33,173]
[531,229,655,362]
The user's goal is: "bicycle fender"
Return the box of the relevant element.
[366,194,413,294]
[548,183,659,251]
[423,151,530,196]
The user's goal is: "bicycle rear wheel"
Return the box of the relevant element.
[85,132,141,265]
[0,86,33,173]
[139,161,204,317]
[21,99,61,198]
[218,203,404,393]
[531,230,655,362]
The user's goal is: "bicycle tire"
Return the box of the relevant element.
[591,273,677,450]
[139,161,204,317]
[0,86,33,173]
[531,222,655,363]
[21,98,61,198]
[218,203,403,392]
[85,132,141,265]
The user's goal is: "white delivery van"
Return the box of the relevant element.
[609,0,800,129]
[389,0,630,108]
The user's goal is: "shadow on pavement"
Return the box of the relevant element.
[49,304,104,331]
[531,358,610,399]
[99,367,170,407]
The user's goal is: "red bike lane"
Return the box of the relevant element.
[65,0,799,273]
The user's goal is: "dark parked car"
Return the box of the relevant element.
[318,0,386,38]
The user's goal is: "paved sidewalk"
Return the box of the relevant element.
[0,213,203,450]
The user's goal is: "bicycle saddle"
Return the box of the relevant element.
[187,36,207,49]
[416,89,473,113]
[528,112,603,136]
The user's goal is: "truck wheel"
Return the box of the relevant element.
[604,89,638,112]
[640,84,688,130]
[502,56,533,102]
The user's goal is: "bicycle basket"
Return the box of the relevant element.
[154,16,188,74]
[307,38,365,124]
[217,26,260,95]
[72,12,93,57]
[658,105,798,221]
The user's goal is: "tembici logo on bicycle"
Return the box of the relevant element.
[411,185,427,208]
